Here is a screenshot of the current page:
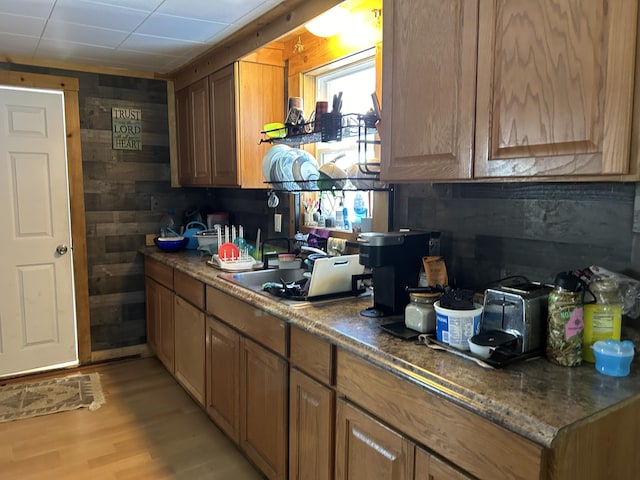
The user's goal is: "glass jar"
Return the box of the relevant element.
[583,278,623,363]
[405,293,440,333]
[547,272,585,367]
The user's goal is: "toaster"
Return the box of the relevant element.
[481,283,553,354]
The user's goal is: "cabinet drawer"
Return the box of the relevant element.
[206,286,287,357]
[336,349,543,480]
[144,257,173,289]
[290,326,334,386]
[174,270,204,309]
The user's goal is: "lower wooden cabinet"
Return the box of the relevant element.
[206,316,241,443]
[415,447,473,480]
[289,367,334,480]
[336,399,414,480]
[336,399,472,480]
[240,337,288,480]
[145,277,174,373]
[205,310,288,480]
[174,295,205,405]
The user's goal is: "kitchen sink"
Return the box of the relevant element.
[220,268,308,294]
[219,267,370,307]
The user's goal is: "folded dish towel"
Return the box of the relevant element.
[327,237,347,255]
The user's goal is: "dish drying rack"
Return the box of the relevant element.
[206,224,261,271]
[209,250,260,271]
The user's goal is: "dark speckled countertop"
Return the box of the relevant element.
[142,247,640,449]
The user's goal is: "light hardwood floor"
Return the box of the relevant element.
[0,357,264,480]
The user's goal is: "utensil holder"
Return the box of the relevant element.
[321,113,342,142]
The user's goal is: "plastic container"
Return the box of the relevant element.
[404,293,440,334]
[583,278,623,362]
[434,301,483,350]
[277,254,301,270]
[183,221,207,250]
[592,339,635,377]
[160,209,176,237]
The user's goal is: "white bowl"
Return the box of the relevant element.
[156,235,184,242]
[468,331,518,359]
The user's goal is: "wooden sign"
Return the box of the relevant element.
[112,107,142,150]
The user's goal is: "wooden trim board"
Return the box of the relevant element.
[0,70,92,364]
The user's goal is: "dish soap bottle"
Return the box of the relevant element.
[353,192,367,218]
[547,272,585,367]
[582,278,623,362]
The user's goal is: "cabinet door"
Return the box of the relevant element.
[475,0,638,178]
[381,0,478,181]
[236,61,285,188]
[174,295,205,405]
[289,368,334,480]
[209,64,239,187]
[206,316,241,443]
[175,87,192,185]
[146,278,174,373]
[145,278,159,353]
[240,337,288,480]
[176,78,213,185]
[335,399,414,480]
[414,447,473,480]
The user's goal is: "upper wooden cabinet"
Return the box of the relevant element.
[475,0,638,179]
[380,0,479,181]
[209,65,238,186]
[382,0,639,182]
[176,77,212,185]
[176,60,285,188]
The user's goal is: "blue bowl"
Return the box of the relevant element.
[154,236,188,252]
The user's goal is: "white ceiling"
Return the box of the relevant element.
[0,0,286,74]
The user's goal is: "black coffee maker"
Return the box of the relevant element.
[358,231,434,317]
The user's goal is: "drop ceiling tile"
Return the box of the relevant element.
[0,33,39,56]
[0,0,55,19]
[136,13,227,42]
[105,49,182,71]
[120,33,203,57]
[35,37,114,61]
[0,13,47,36]
[229,0,283,26]
[0,0,292,74]
[50,0,149,31]
[83,0,164,12]
[156,0,267,25]
[42,20,129,48]
[162,56,195,72]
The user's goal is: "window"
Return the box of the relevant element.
[305,53,379,229]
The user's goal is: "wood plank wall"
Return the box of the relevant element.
[1,62,289,353]
[0,63,210,351]
[395,182,640,292]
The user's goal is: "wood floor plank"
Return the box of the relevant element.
[0,357,264,480]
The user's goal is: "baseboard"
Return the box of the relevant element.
[89,344,153,363]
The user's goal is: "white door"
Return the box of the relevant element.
[0,86,78,377]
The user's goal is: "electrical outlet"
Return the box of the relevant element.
[150,196,159,210]
[274,213,282,233]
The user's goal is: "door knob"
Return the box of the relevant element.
[56,244,69,255]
